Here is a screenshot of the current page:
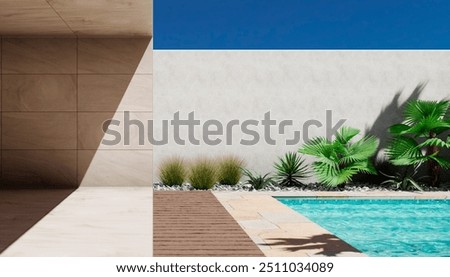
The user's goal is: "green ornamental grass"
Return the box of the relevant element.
[217,156,245,186]
[158,157,187,186]
[189,158,218,190]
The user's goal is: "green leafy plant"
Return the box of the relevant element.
[242,168,275,190]
[386,99,450,186]
[299,126,379,187]
[217,156,244,186]
[274,152,309,187]
[158,157,187,186]
[380,165,424,191]
[189,158,218,190]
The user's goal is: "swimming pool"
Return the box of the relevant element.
[277,198,450,257]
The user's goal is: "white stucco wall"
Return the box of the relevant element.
[153,51,450,182]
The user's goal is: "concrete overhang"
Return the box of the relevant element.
[0,0,152,37]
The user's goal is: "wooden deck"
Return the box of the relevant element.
[153,191,264,256]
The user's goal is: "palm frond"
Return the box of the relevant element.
[386,136,423,165]
[404,100,449,125]
[314,165,358,187]
[431,100,450,118]
[335,126,360,145]
[299,137,340,162]
[348,160,377,175]
[403,116,450,137]
[417,137,450,149]
[430,156,450,170]
[389,123,411,135]
[342,135,379,164]
[298,137,326,156]
[300,126,378,187]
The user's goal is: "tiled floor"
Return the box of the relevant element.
[0,189,76,253]
[2,188,448,257]
[153,191,264,256]
[213,191,450,257]
[0,187,152,256]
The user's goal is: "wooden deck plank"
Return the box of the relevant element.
[153,191,264,257]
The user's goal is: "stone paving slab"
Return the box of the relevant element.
[239,219,279,230]
[0,189,75,254]
[1,187,153,256]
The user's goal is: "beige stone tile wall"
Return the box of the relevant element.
[0,37,153,188]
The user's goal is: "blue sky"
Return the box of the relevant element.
[154,0,450,49]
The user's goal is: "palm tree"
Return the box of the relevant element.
[386,99,450,186]
[298,127,379,187]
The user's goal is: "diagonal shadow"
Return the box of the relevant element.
[0,188,75,254]
[263,234,361,256]
[77,37,152,186]
[366,82,426,153]
[0,37,152,254]
[0,38,151,188]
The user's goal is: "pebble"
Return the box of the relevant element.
[152,182,439,192]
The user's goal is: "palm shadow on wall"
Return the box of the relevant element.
[263,234,361,256]
[354,83,425,183]
[364,82,450,184]
[366,82,426,153]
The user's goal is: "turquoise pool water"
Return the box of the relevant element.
[277,198,450,257]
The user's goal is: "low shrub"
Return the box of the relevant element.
[158,157,187,186]
[242,168,275,190]
[217,156,245,186]
[189,158,218,190]
[274,152,309,187]
[380,165,424,191]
